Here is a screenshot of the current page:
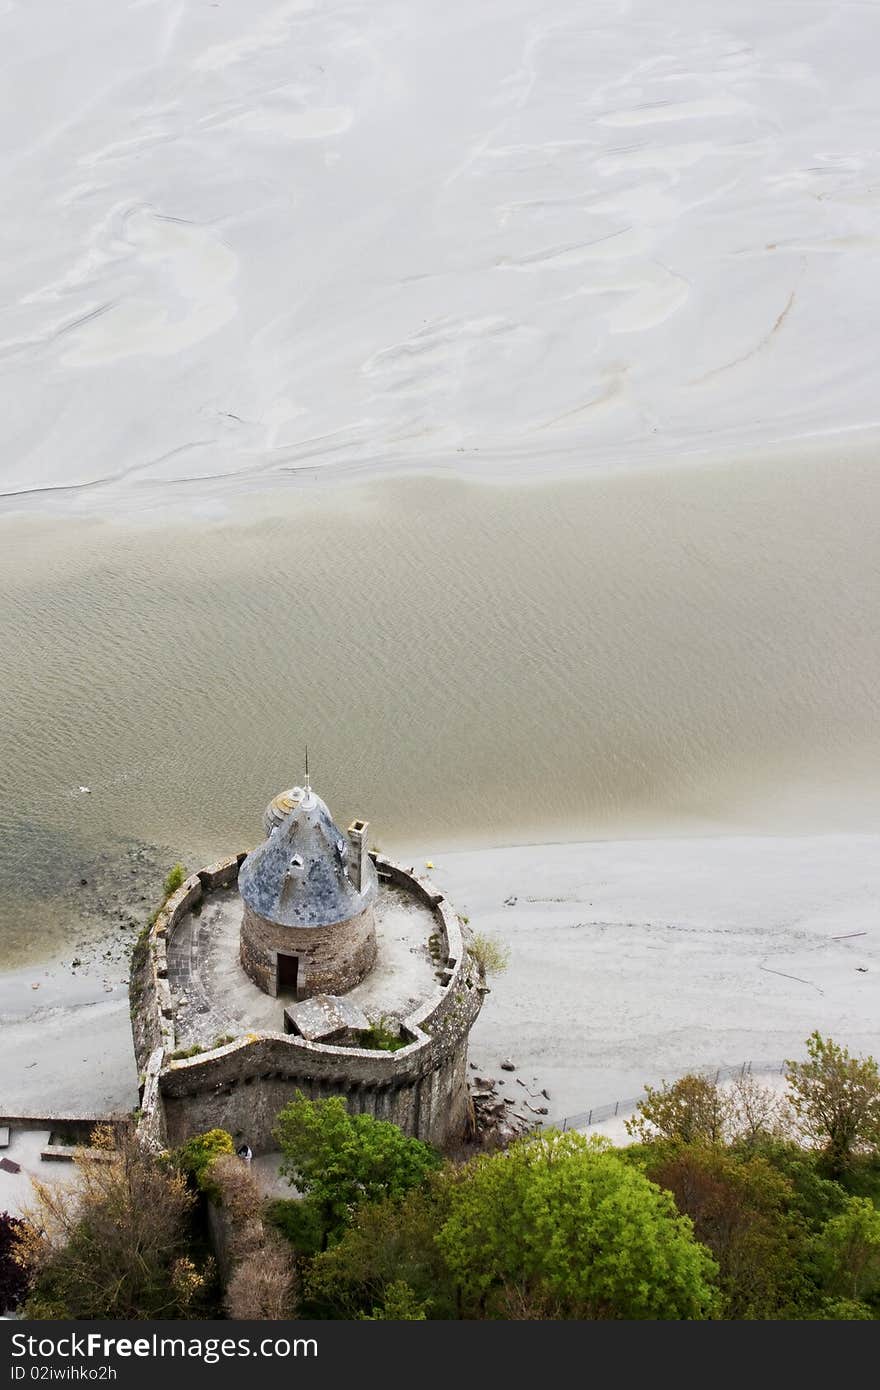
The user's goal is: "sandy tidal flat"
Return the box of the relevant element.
[2,832,878,1127]
[431,833,880,1124]
[2,1,880,510]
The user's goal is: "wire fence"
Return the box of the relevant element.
[551,1059,789,1132]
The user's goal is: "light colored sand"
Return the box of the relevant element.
[0,962,138,1116]
[2,1,880,516]
[4,833,878,1135]
[421,833,880,1124]
[0,1131,82,1221]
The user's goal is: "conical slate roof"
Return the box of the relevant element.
[239,789,377,929]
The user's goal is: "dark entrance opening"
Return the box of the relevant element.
[276,952,299,998]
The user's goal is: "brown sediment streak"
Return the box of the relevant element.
[691,288,797,385]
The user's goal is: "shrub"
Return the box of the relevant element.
[305,1182,456,1319]
[176,1129,236,1199]
[163,863,187,898]
[18,1128,212,1319]
[785,1032,880,1177]
[225,1234,298,1320]
[467,933,510,978]
[355,1017,407,1052]
[265,1198,327,1258]
[436,1131,719,1319]
[274,1094,441,1248]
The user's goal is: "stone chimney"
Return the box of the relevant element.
[347,820,369,893]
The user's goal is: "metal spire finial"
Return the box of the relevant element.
[304,744,310,794]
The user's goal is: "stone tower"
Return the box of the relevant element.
[238,785,378,1000]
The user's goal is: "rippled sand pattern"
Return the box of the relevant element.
[3,1,880,508]
[2,461,880,961]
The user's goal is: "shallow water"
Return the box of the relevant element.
[2,457,880,965]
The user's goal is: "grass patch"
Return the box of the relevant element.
[355,1017,407,1053]
[468,932,510,977]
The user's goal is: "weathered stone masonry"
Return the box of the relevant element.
[131,854,484,1154]
[239,899,377,999]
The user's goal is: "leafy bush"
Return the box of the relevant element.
[175,1129,235,1199]
[273,1094,441,1248]
[19,1128,213,1319]
[265,1198,327,1259]
[436,1130,718,1319]
[305,1183,455,1319]
[785,1032,880,1177]
[163,863,187,898]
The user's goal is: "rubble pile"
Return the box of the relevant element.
[468,1060,550,1147]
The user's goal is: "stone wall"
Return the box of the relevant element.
[129,855,245,1076]
[133,853,484,1154]
[239,899,377,1000]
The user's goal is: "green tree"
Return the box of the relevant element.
[739,1137,849,1231]
[814,1197,880,1308]
[305,1182,455,1319]
[436,1131,718,1319]
[273,1094,441,1248]
[641,1145,812,1318]
[360,1280,429,1320]
[785,1033,880,1177]
[626,1074,731,1145]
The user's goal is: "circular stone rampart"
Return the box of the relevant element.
[130,854,485,1153]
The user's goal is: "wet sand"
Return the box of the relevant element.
[2,458,880,966]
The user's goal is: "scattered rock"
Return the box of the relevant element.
[501,1058,516,1071]
[79,878,88,887]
